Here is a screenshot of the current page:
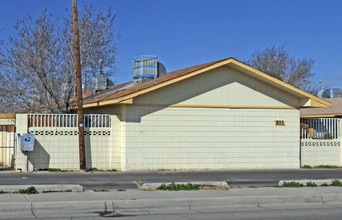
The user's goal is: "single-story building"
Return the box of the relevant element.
[11,57,333,171]
[65,57,328,171]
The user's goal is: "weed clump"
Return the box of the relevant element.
[315,165,340,169]
[301,165,341,169]
[47,168,73,172]
[94,189,110,192]
[19,186,39,194]
[331,179,342,186]
[88,167,118,172]
[281,182,304,187]
[157,182,200,191]
[306,181,318,187]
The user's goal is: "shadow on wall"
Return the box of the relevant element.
[85,131,92,170]
[28,139,50,170]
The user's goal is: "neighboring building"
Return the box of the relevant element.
[300,98,342,167]
[65,57,328,171]
[301,98,342,118]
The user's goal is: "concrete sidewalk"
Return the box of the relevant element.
[2,187,342,216]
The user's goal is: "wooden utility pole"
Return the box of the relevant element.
[72,0,86,171]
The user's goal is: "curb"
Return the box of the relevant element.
[136,181,229,190]
[0,184,83,193]
[1,194,342,215]
[278,179,342,186]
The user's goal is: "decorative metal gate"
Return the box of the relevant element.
[0,125,15,170]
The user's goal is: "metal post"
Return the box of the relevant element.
[25,151,28,172]
[72,0,86,171]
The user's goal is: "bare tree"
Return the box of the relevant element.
[0,30,11,113]
[248,46,315,91]
[62,4,118,95]
[0,29,3,65]
[0,5,118,113]
[0,10,62,113]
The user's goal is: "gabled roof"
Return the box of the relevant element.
[301,98,342,117]
[80,58,331,109]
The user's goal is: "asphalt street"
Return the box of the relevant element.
[1,169,342,189]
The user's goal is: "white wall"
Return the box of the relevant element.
[122,106,300,171]
[0,118,15,125]
[301,140,341,166]
[300,119,342,167]
[15,114,121,171]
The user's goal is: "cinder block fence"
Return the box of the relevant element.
[300,118,342,167]
[10,114,342,172]
[15,114,121,171]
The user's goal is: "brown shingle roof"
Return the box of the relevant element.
[300,98,342,117]
[84,58,230,105]
[77,57,330,109]
[82,81,133,103]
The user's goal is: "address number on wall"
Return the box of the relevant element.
[274,120,285,126]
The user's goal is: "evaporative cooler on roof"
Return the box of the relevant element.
[133,55,158,84]
[317,88,342,98]
[92,76,108,92]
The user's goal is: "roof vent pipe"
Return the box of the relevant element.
[91,60,108,93]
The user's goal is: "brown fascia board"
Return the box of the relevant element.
[70,81,134,107]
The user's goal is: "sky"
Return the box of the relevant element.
[0,0,341,88]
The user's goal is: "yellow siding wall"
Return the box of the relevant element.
[84,105,122,116]
[134,66,301,107]
[122,106,300,171]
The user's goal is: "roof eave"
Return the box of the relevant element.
[81,58,331,109]
[227,59,331,108]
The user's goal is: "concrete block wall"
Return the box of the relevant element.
[15,114,29,171]
[84,127,114,170]
[15,114,118,172]
[122,105,300,171]
[0,118,16,125]
[300,119,342,167]
[110,115,121,170]
[301,140,341,167]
